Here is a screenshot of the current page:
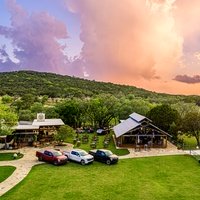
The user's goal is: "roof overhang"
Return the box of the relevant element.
[113,118,140,138]
[113,113,171,138]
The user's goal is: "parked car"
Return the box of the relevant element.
[36,149,68,165]
[89,149,118,165]
[63,149,94,165]
[96,128,110,135]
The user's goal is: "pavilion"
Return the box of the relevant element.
[113,112,171,148]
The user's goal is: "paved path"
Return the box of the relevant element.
[0,144,73,197]
[0,142,193,197]
[0,147,41,196]
[119,142,186,159]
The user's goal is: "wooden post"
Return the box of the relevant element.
[165,136,167,148]
[135,136,137,147]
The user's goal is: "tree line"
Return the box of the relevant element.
[1,93,200,147]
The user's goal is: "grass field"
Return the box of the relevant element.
[178,135,198,150]
[67,133,129,156]
[0,166,16,183]
[0,153,23,161]
[1,155,200,200]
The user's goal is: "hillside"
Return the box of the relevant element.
[0,71,198,103]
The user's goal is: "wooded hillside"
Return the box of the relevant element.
[0,71,199,103]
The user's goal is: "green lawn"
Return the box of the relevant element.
[0,153,23,161]
[67,133,129,156]
[178,135,198,150]
[0,166,16,183]
[1,155,200,200]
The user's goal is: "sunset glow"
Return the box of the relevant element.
[0,0,200,95]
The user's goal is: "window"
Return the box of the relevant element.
[71,151,76,155]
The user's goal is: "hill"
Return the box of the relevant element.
[0,71,198,103]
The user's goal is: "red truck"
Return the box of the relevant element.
[36,149,68,165]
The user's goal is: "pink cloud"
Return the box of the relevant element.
[67,0,183,84]
[0,0,70,74]
[65,0,200,94]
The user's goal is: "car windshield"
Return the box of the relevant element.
[79,150,88,156]
[53,151,63,157]
[104,150,113,156]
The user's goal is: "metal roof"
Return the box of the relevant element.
[19,121,32,125]
[12,125,40,130]
[12,119,64,130]
[129,112,151,123]
[113,118,140,138]
[113,112,169,138]
[32,119,64,126]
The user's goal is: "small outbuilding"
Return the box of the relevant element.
[12,113,64,147]
[113,112,171,148]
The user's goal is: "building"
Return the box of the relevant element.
[113,112,171,148]
[12,113,64,147]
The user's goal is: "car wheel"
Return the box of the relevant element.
[81,160,85,165]
[38,156,43,161]
[106,160,111,165]
[65,155,68,160]
[53,161,58,166]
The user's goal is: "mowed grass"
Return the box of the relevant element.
[68,133,129,156]
[0,153,23,161]
[0,166,16,183]
[178,135,198,149]
[1,155,200,200]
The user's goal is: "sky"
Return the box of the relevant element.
[0,0,200,95]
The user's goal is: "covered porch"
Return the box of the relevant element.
[113,112,171,149]
[116,132,168,149]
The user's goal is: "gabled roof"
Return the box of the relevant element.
[149,123,171,137]
[32,119,64,126]
[113,118,140,138]
[129,112,152,123]
[113,112,170,138]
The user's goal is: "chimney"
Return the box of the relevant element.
[37,113,45,122]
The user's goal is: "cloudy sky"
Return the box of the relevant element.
[0,0,200,95]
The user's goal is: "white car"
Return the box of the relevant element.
[63,149,94,165]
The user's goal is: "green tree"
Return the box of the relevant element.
[182,111,200,147]
[0,103,18,149]
[85,94,119,128]
[30,102,44,113]
[20,94,36,109]
[44,107,59,118]
[147,104,180,132]
[56,99,82,127]
[54,125,75,143]
[1,95,13,104]
[171,102,198,119]
[118,97,154,120]
[41,95,49,105]
[18,110,34,121]
[11,99,23,111]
